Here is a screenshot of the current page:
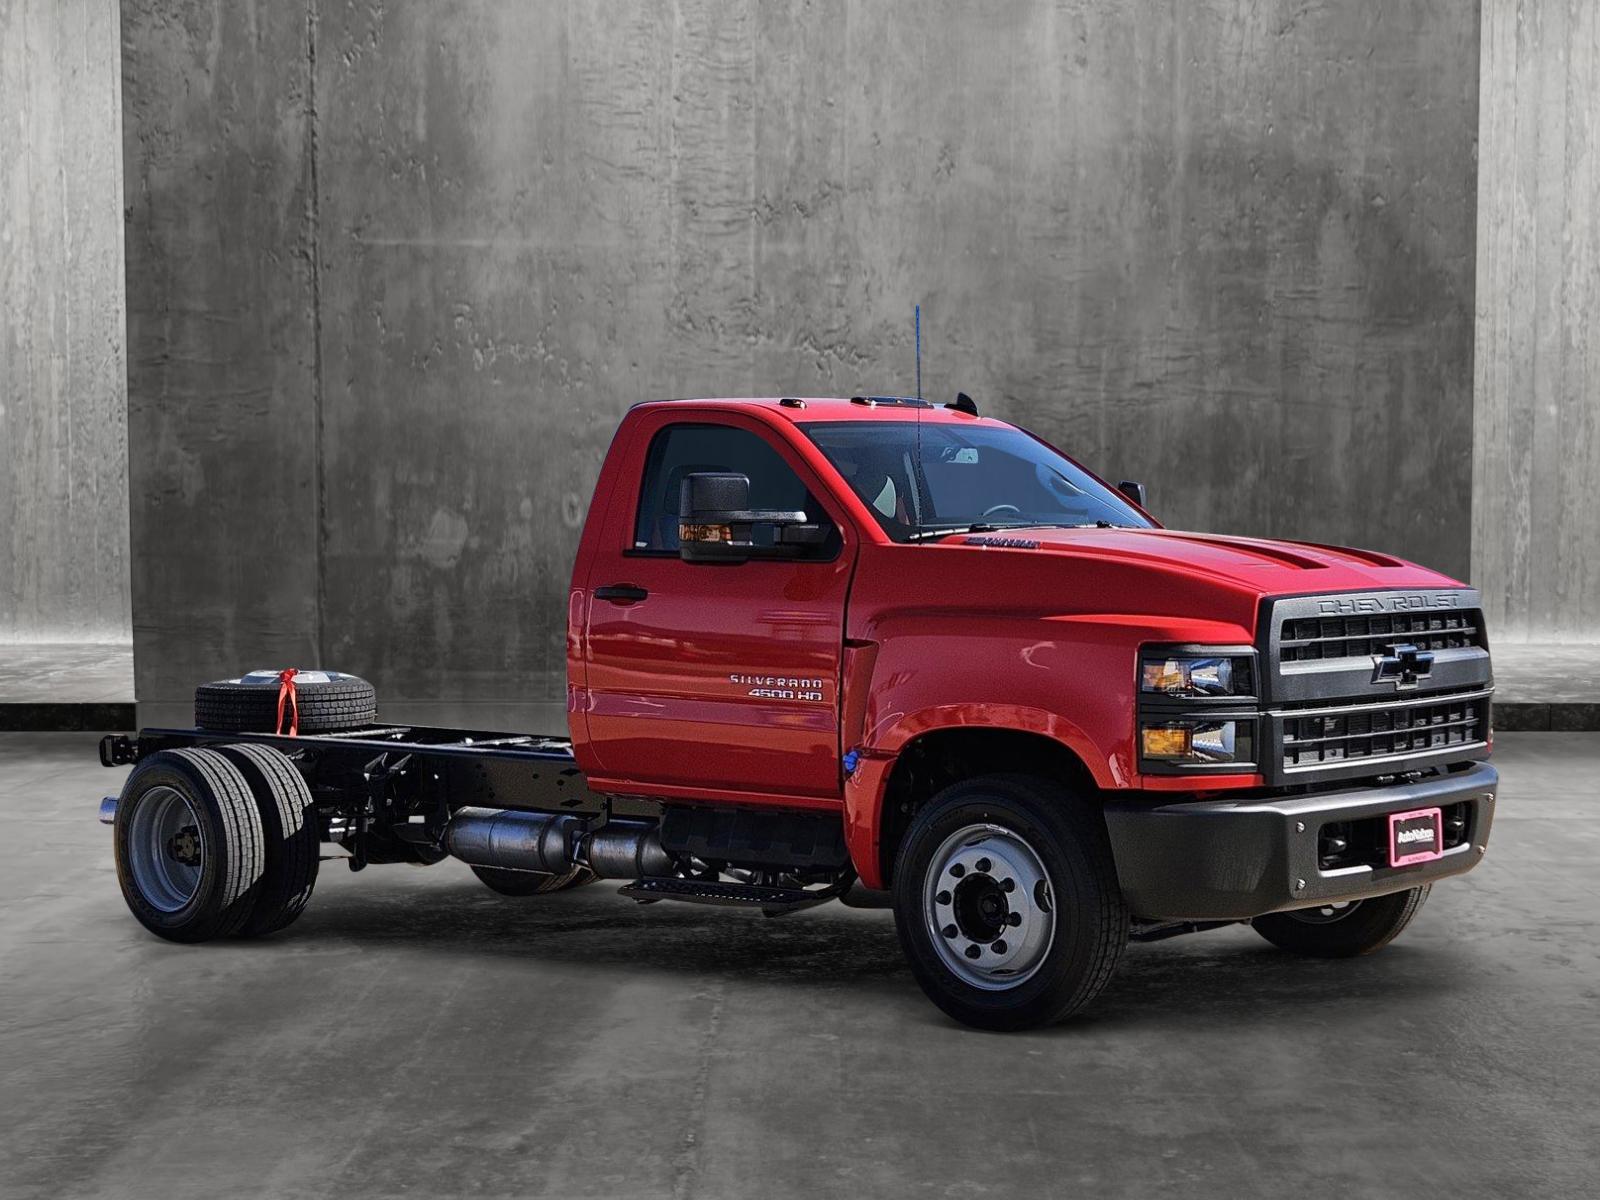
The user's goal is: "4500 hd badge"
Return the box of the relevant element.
[729,674,826,701]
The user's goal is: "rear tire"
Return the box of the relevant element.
[471,864,598,896]
[217,744,320,936]
[114,749,265,943]
[892,774,1128,1031]
[1250,886,1430,958]
[195,670,377,734]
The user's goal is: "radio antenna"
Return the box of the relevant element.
[913,304,926,535]
[914,304,922,400]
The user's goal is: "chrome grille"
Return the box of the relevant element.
[1281,692,1489,770]
[1279,611,1481,663]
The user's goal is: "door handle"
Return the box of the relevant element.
[594,584,649,605]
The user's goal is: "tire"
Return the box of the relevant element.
[194,670,377,734]
[891,774,1128,1031]
[114,748,265,943]
[471,864,598,896]
[217,743,320,936]
[1251,886,1430,958]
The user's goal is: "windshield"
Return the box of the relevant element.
[804,420,1152,541]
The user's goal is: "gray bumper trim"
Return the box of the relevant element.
[1103,762,1498,920]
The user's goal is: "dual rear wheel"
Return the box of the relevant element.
[115,745,319,943]
[115,743,592,940]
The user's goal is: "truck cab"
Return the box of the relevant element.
[99,395,1496,1030]
[572,400,1489,844]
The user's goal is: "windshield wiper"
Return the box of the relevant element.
[1034,520,1133,529]
[907,522,1003,542]
[908,522,1067,542]
[909,520,1138,542]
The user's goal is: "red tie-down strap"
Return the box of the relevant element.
[275,668,300,736]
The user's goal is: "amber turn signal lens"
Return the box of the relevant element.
[1142,726,1191,758]
[1142,663,1187,692]
[679,522,732,544]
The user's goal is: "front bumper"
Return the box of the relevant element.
[1103,761,1498,920]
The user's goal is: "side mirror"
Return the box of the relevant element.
[678,473,816,563]
[1117,480,1147,509]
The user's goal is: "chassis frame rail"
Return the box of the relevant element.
[101,725,578,769]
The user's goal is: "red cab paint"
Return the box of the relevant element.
[568,398,1473,888]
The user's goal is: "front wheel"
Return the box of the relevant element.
[1250,886,1430,958]
[892,774,1128,1031]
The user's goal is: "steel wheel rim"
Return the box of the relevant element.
[1286,900,1362,925]
[924,823,1056,990]
[128,785,204,912]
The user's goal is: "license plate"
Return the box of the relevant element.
[1388,806,1443,867]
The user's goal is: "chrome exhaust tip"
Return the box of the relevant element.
[98,796,118,825]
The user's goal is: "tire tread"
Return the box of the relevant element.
[114,748,266,942]
[217,743,320,936]
[194,675,377,734]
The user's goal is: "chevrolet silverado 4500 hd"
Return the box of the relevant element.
[98,396,1496,1030]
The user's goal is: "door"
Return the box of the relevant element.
[581,415,854,801]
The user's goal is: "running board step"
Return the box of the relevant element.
[618,876,846,916]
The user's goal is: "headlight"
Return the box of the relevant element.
[1138,647,1258,771]
[1140,654,1254,697]
[1141,719,1252,764]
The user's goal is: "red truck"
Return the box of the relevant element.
[97,396,1497,1030]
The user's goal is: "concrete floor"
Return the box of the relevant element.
[1,734,1595,1200]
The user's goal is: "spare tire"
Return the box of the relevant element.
[195,670,377,734]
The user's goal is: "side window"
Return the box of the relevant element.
[633,423,839,557]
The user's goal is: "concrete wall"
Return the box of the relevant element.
[120,1,320,705]
[123,1,1481,713]
[1,0,129,643]
[1474,0,1600,642]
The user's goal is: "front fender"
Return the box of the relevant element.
[867,702,1122,787]
[838,612,1254,888]
[842,705,1118,889]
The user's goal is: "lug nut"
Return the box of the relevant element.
[942,924,958,939]
[950,863,965,878]
[991,939,1007,954]
[964,945,981,960]
[1007,912,1022,927]
[936,890,951,905]
[975,857,992,873]
[1000,878,1015,893]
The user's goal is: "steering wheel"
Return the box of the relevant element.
[981,504,1022,519]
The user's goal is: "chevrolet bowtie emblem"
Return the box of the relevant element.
[1372,642,1434,689]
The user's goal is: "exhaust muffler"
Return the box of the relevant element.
[445,806,672,880]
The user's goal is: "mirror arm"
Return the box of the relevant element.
[701,509,809,525]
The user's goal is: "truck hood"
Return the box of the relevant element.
[953,526,1463,598]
